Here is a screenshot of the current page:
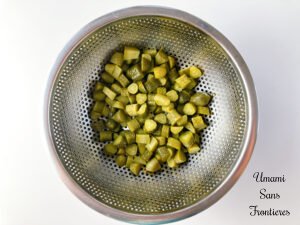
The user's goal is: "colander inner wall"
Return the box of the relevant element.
[49,16,247,214]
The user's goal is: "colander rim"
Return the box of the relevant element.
[44,5,258,224]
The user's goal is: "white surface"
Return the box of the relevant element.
[0,0,300,224]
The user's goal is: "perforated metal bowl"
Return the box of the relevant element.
[45,6,257,224]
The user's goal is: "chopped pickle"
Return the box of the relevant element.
[178,90,190,104]
[125,155,134,168]
[127,83,139,94]
[126,144,138,156]
[112,101,125,110]
[106,119,117,130]
[137,81,147,93]
[189,66,203,78]
[192,115,207,130]
[146,137,158,152]
[94,82,104,91]
[173,83,183,92]
[156,146,170,162]
[183,102,197,115]
[167,137,181,151]
[91,119,105,132]
[105,64,115,75]
[156,87,167,95]
[136,93,147,104]
[138,143,146,155]
[142,149,153,162]
[153,66,167,79]
[92,101,105,113]
[133,156,147,165]
[154,113,167,124]
[101,72,114,83]
[197,106,211,115]
[137,103,148,116]
[110,52,123,66]
[104,144,118,156]
[143,48,157,56]
[185,79,197,90]
[162,103,174,113]
[103,87,117,100]
[168,56,176,69]
[125,104,139,116]
[116,74,130,87]
[169,68,179,83]
[100,131,113,142]
[170,126,184,135]
[126,64,144,81]
[122,130,136,144]
[124,46,140,61]
[166,90,178,102]
[179,131,195,148]
[90,46,212,175]
[187,143,201,154]
[156,136,166,146]
[160,62,170,72]
[127,94,136,104]
[127,119,140,132]
[154,94,170,106]
[185,122,196,133]
[117,147,126,155]
[141,53,152,72]
[159,77,167,86]
[112,65,122,79]
[105,97,115,107]
[111,83,122,94]
[93,91,106,101]
[161,125,170,138]
[130,162,142,175]
[113,135,126,147]
[145,77,161,93]
[155,49,169,65]
[144,119,157,133]
[177,104,184,114]
[115,155,126,167]
[112,110,127,123]
[190,92,212,106]
[90,111,102,121]
[147,94,155,105]
[167,157,178,168]
[136,134,151,144]
[146,158,161,172]
[101,105,110,117]
[167,109,181,125]
[175,74,191,89]
[174,150,187,164]
[178,67,190,75]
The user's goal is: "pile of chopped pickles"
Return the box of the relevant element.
[90,47,212,175]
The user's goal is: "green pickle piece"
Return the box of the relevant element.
[100,131,113,142]
[115,155,126,167]
[124,46,140,61]
[104,144,117,156]
[126,64,144,81]
[141,53,153,72]
[190,92,212,106]
[110,52,124,66]
[130,162,142,175]
[146,158,161,172]
[155,49,169,65]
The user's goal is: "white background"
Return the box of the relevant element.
[0,0,300,225]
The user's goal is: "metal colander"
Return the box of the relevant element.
[45,6,257,224]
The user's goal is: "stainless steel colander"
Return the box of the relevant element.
[45,6,257,224]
